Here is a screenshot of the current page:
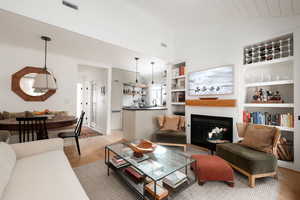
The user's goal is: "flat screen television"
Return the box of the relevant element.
[188,65,234,96]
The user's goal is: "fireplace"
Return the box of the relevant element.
[191,114,233,149]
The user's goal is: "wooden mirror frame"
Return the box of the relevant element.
[11,66,56,101]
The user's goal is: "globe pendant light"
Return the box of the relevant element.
[33,36,57,91]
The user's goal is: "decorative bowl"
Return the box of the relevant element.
[128,140,157,158]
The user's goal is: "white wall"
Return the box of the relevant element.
[0,0,175,60]
[0,43,110,116]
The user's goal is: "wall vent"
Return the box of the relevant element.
[160,42,168,48]
[62,1,79,10]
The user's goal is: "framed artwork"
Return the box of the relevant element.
[188,65,234,96]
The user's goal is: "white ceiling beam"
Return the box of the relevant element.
[255,0,270,17]
[267,0,281,16]
[292,0,300,14]
[279,0,293,16]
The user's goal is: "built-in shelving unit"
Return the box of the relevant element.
[168,62,186,116]
[243,33,293,65]
[242,33,295,169]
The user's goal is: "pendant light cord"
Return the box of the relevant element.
[151,62,154,84]
[44,39,47,70]
[135,57,139,83]
[42,36,50,89]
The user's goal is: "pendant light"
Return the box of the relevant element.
[151,61,155,84]
[135,57,139,83]
[33,36,57,91]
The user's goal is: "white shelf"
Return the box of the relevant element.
[243,56,293,69]
[243,103,294,108]
[171,89,186,92]
[245,80,294,87]
[264,125,294,132]
[171,102,185,105]
[172,75,186,79]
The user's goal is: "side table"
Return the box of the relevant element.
[207,139,230,155]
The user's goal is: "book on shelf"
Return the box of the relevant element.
[124,166,144,183]
[179,65,185,76]
[172,65,186,77]
[243,111,294,128]
[162,171,187,189]
[145,182,169,200]
[110,155,129,168]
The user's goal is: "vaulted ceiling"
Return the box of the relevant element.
[131,0,300,27]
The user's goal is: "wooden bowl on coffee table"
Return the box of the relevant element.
[128,140,157,158]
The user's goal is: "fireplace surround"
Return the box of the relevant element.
[191,114,233,149]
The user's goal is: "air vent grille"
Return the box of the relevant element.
[62,1,79,10]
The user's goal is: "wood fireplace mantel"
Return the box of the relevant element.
[186,99,236,107]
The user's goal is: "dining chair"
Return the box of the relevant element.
[16,117,49,143]
[58,111,85,155]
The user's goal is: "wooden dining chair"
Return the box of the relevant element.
[58,111,85,155]
[16,117,49,143]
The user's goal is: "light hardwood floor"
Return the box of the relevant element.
[64,132,300,200]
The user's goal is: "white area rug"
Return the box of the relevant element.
[74,148,278,200]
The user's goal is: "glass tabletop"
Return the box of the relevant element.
[106,142,195,181]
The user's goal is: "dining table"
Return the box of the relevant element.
[0,116,77,131]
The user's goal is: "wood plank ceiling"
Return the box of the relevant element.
[230,0,299,17]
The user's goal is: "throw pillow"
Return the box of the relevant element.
[241,124,276,153]
[236,123,248,138]
[157,115,165,128]
[0,142,16,197]
[178,116,185,130]
[160,116,180,131]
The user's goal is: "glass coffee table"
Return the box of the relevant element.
[105,142,197,200]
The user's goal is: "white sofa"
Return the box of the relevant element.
[0,138,89,200]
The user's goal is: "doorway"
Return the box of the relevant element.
[77,65,108,134]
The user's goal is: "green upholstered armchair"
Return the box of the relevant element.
[216,123,281,187]
[151,115,187,151]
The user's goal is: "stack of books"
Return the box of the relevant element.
[162,171,187,189]
[110,156,129,168]
[243,111,294,128]
[124,166,144,183]
[145,182,169,200]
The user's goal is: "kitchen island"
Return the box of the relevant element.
[123,107,167,141]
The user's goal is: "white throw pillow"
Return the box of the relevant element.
[0,142,16,198]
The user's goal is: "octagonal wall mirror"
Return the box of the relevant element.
[11,67,56,101]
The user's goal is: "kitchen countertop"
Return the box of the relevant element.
[123,106,167,111]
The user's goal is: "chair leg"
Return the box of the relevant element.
[75,137,81,155]
[249,175,255,188]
